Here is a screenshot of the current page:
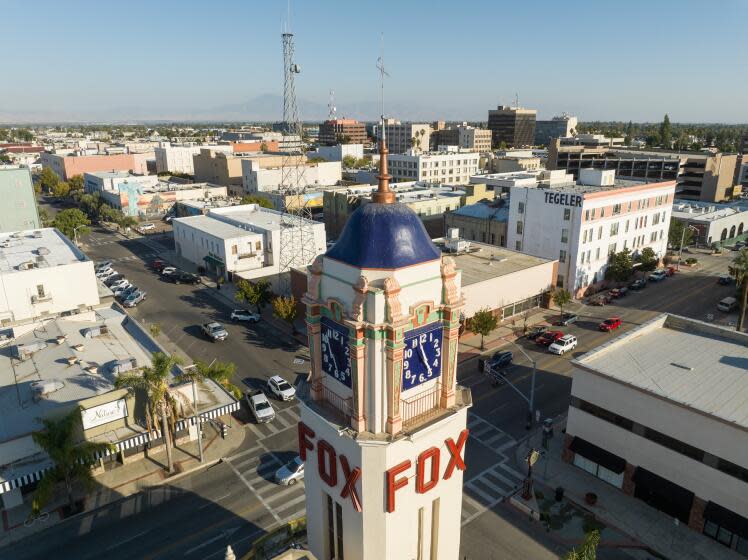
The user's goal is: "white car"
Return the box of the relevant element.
[275,456,304,485]
[95,261,113,272]
[96,268,117,279]
[246,390,275,423]
[123,290,146,308]
[548,334,578,355]
[267,375,296,401]
[230,309,261,323]
[160,266,177,276]
[138,223,156,232]
[112,283,133,297]
[109,278,130,291]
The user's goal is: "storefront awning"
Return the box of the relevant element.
[203,255,224,268]
[632,467,694,510]
[705,501,748,539]
[176,400,241,429]
[569,437,626,474]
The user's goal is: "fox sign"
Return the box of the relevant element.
[298,422,468,513]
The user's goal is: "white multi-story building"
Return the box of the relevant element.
[457,126,492,153]
[172,204,326,286]
[382,122,432,153]
[388,151,480,185]
[241,160,342,193]
[471,169,575,195]
[154,143,231,175]
[566,314,748,557]
[307,144,364,163]
[671,200,748,246]
[83,171,159,193]
[507,169,676,295]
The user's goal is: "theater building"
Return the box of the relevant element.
[565,314,748,556]
[299,135,471,559]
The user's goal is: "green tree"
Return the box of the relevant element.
[637,247,658,272]
[51,181,71,198]
[342,155,357,168]
[562,529,600,560]
[52,208,90,239]
[68,174,84,193]
[624,121,633,146]
[182,359,241,400]
[668,220,693,249]
[468,308,498,350]
[552,288,572,322]
[39,167,60,193]
[272,295,298,333]
[606,249,634,282]
[729,248,748,332]
[308,156,327,163]
[114,352,183,473]
[31,408,114,516]
[235,278,272,312]
[38,206,52,227]
[240,194,274,209]
[659,114,672,148]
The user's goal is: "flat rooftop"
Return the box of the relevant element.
[672,200,748,222]
[575,314,748,429]
[85,171,132,179]
[0,228,87,273]
[431,240,552,285]
[210,205,319,230]
[451,202,509,221]
[173,214,255,240]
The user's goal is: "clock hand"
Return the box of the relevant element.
[419,344,433,377]
[330,349,338,373]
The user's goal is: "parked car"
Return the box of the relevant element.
[230,309,261,323]
[96,268,117,279]
[160,266,177,277]
[104,273,125,286]
[589,294,610,306]
[275,456,304,486]
[665,266,676,277]
[489,351,513,369]
[168,271,200,285]
[548,334,578,355]
[245,390,275,423]
[151,259,167,272]
[629,279,647,291]
[717,297,738,312]
[123,290,146,308]
[117,285,139,301]
[201,322,228,342]
[553,313,578,326]
[108,278,130,290]
[717,274,733,286]
[525,326,548,340]
[609,287,628,298]
[267,375,296,401]
[112,283,133,297]
[599,317,622,332]
[536,330,564,347]
[138,223,156,233]
[648,270,667,282]
[95,261,113,272]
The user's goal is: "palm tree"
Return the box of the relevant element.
[115,352,182,473]
[729,247,748,331]
[31,408,114,516]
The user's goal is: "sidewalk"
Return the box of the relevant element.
[513,418,744,560]
[0,415,250,548]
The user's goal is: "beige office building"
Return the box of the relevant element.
[383,122,431,153]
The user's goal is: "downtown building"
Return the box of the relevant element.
[487,105,537,148]
[40,152,150,181]
[534,114,578,146]
[318,119,368,146]
[388,151,480,185]
[382,122,432,154]
[565,314,748,557]
[0,167,41,233]
[154,143,233,175]
[506,169,676,296]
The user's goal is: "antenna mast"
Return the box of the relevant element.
[277,5,316,294]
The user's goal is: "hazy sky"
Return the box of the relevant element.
[2,0,747,122]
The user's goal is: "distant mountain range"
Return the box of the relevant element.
[0,94,484,124]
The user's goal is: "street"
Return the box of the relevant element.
[3,221,740,559]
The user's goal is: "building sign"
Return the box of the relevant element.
[544,191,582,207]
[298,422,468,514]
[81,398,128,430]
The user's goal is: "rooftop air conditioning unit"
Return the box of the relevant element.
[13,341,49,360]
[36,247,50,256]
[16,261,36,271]
[31,380,65,400]
[33,231,43,239]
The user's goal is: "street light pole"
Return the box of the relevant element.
[192,378,204,463]
[491,337,538,430]
[677,224,698,271]
[73,225,83,247]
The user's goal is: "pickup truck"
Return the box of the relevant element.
[245,390,275,423]
[201,322,228,342]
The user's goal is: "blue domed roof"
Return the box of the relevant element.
[325,202,441,269]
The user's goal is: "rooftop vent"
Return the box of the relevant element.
[37,247,50,256]
[670,362,693,371]
[13,341,49,360]
[33,231,43,239]
[16,261,36,271]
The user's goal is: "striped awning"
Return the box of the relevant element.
[0,467,51,495]
[176,400,241,430]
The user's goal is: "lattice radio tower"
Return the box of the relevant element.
[277,16,317,294]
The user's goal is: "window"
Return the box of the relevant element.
[627,201,632,211]
[595,248,601,261]
[652,213,660,226]
[600,207,605,217]
[591,208,596,219]
[516,221,523,235]
[561,229,568,243]
[613,203,622,215]
[625,220,629,233]
[517,202,525,214]
[231,245,237,255]
[563,208,571,221]
[515,240,522,251]
[556,274,564,287]
[336,502,344,560]
[586,250,591,263]
[327,494,335,557]
[36,285,45,298]
[650,232,657,242]
[597,226,603,240]
[610,222,619,236]
[584,209,590,221]
[608,243,616,254]
[582,229,588,244]
[559,250,567,263]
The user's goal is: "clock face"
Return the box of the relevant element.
[320,317,352,388]
[402,323,443,391]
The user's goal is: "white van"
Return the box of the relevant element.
[717,297,738,312]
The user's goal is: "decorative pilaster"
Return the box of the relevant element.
[385,326,404,436]
[349,326,366,432]
[440,257,464,408]
[307,319,323,401]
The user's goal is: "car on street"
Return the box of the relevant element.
[275,456,304,485]
[201,322,228,342]
[553,313,578,326]
[717,297,738,312]
[648,270,667,282]
[245,390,275,423]
[138,223,156,233]
[629,279,647,291]
[230,309,261,323]
[112,283,133,298]
[160,266,177,276]
[104,273,125,286]
[267,375,296,401]
[108,278,130,291]
[123,290,146,308]
[548,334,578,355]
[609,287,628,298]
[599,317,622,332]
[525,326,548,340]
[536,330,564,347]
[151,259,167,272]
[717,274,733,286]
[665,266,676,277]
[117,285,139,301]
[95,261,113,272]
[167,271,200,285]
[489,351,513,369]
[96,268,117,279]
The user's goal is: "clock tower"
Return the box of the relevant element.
[300,132,471,560]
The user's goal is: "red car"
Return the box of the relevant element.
[666,266,676,277]
[151,259,167,272]
[599,317,622,332]
[536,330,564,346]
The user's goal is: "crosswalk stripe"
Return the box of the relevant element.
[273,493,307,517]
[473,477,508,497]
[496,440,517,454]
[481,432,511,447]
[469,424,495,438]
[485,468,522,489]
[262,484,305,505]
